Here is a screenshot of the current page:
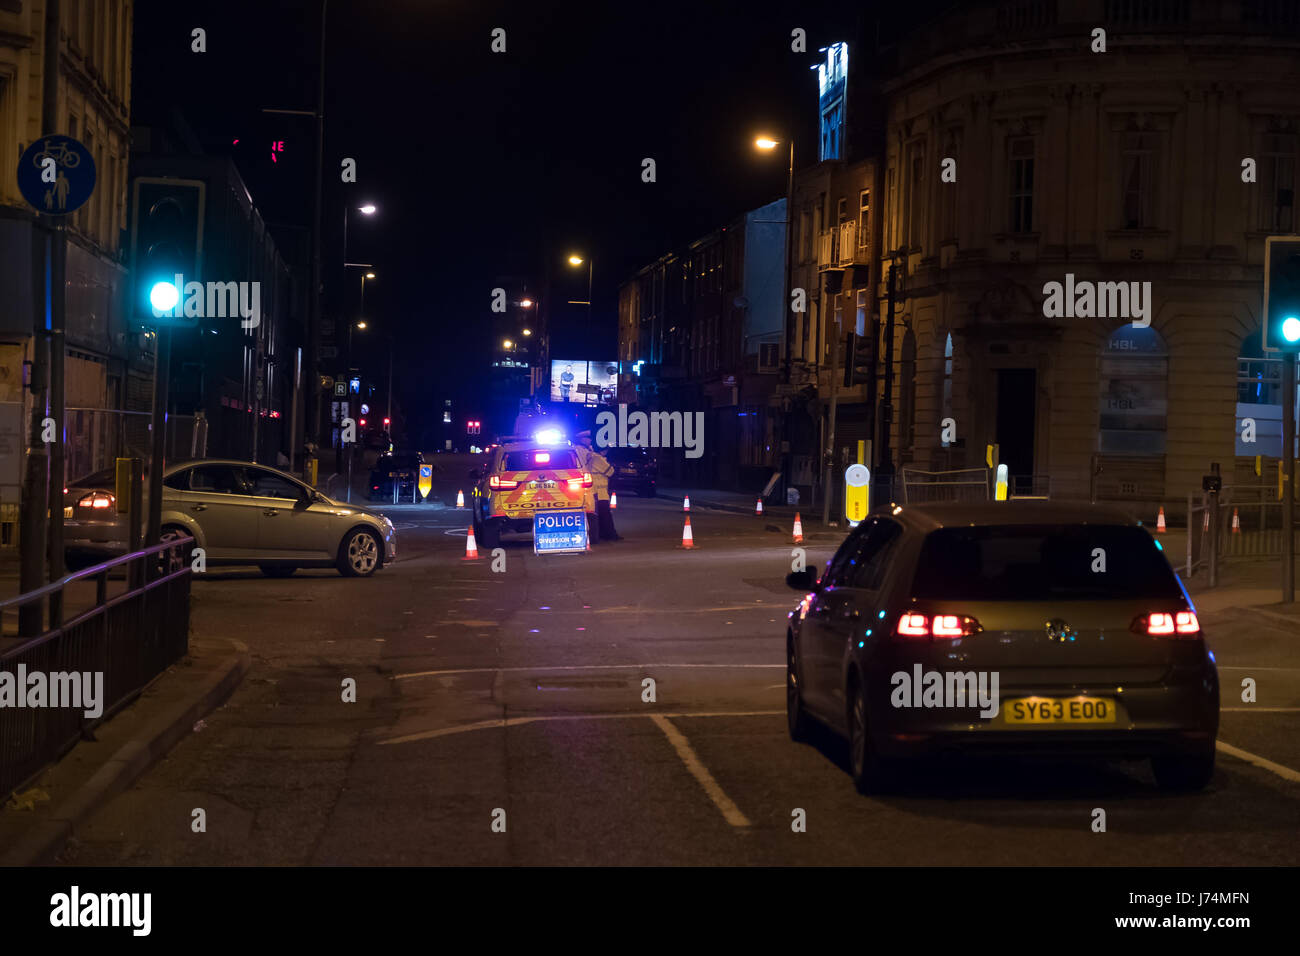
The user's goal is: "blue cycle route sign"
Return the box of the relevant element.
[16,135,96,216]
[533,510,589,555]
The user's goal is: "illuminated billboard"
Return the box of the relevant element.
[550,360,619,405]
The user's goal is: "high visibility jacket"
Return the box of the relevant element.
[578,446,614,500]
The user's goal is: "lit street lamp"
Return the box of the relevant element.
[755,134,796,503]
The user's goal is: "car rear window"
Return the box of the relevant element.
[503,449,579,470]
[911,524,1183,601]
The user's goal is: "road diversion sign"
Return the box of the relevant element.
[418,464,433,500]
[17,135,96,215]
[534,510,588,554]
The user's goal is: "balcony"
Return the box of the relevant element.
[818,222,870,271]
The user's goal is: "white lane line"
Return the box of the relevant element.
[393,663,783,680]
[375,709,783,746]
[650,714,752,828]
[1216,739,1300,783]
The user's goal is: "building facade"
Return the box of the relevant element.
[872,0,1300,511]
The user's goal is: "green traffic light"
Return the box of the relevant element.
[1283,315,1300,344]
[150,280,179,314]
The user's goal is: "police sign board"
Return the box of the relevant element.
[17,135,96,216]
[534,510,588,554]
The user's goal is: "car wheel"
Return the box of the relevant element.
[1151,744,1215,792]
[259,565,297,579]
[338,527,382,577]
[477,519,501,550]
[786,636,813,742]
[848,676,892,795]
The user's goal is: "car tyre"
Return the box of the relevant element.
[848,677,892,795]
[786,636,813,742]
[259,565,297,579]
[338,527,382,577]
[1151,744,1215,792]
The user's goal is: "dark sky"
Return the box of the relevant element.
[131,0,947,436]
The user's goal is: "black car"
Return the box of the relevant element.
[605,446,657,497]
[785,501,1219,795]
[369,451,426,501]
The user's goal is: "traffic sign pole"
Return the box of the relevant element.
[1283,352,1295,603]
[46,220,67,620]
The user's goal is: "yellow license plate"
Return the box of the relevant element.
[1004,696,1116,725]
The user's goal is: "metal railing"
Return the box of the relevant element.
[0,538,192,799]
[900,466,991,504]
[1185,484,1300,585]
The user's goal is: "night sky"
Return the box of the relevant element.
[131,0,949,440]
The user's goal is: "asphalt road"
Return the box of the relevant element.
[54,458,1300,865]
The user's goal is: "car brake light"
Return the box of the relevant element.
[489,475,518,490]
[78,492,115,509]
[895,612,982,639]
[1135,611,1199,637]
[534,452,551,464]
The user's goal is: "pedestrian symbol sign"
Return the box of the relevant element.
[16,135,96,216]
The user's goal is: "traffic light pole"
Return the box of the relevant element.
[47,220,67,621]
[1283,351,1295,603]
[147,326,172,555]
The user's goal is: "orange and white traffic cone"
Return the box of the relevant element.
[1156,507,1167,533]
[1232,508,1241,534]
[792,512,804,544]
[456,489,465,508]
[683,495,690,512]
[462,526,480,560]
[755,498,763,515]
[680,515,695,549]
[610,492,618,510]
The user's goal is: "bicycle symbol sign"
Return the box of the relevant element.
[16,134,96,216]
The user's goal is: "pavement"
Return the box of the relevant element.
[1,458,1296,865]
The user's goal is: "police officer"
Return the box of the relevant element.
[576,431,620,541]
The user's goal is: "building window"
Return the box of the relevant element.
[1237,328,1289,455]
[800,208,811,262]
[837,197,847,223]
[1008,136,1034,233]
[906,143,924,248]
[1099,324,1168,455]
[1120,131,1157,230]
[858,190,870,250]
[940,333,953,446]
[1260,133,1296,233]
[855,289,867,336]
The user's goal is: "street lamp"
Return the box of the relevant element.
[755,134,796,503]
[567,253,594,338]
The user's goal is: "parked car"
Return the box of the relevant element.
[784,501,1219,794]
[369,451,426,501]
[63,459,396,577]
[469,437,596,547]
[605,446,657,497]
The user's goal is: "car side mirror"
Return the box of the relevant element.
[786,569,819,591]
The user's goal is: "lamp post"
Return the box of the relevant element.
[567,254,594,338]
[756,135,796,503]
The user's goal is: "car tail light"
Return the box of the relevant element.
[534,452,551,464]
[566,472,593,491]
[78,492,115,509]
[895,612,982,639]
[1134,611,1200,637]
[489,475,518,490]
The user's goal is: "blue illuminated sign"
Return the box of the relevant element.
[534,510,588,555]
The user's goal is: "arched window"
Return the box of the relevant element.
[1099,324,1168,455]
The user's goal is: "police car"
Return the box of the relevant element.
[469,430,598,548]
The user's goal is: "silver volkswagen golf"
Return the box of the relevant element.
[64,459,396,577]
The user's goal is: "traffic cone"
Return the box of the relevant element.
[1155,507,1167,533]
[462,526,480,560]
[610,492,618,510]
[755,498,763,515]
[1232,508,1241,534]
[792,512,804,543]
[680,515,695,549]
[683,495,690,512]
[456,489,465,508]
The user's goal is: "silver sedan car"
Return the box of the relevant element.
[64,459,396,577]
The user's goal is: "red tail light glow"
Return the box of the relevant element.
[534,452,551,464]
[895,612,982,639]
[78,492,115,509]
[1136,611,1200,637]
[489,476,519,490]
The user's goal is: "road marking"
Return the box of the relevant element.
[1216,739,1300,783]
[650,715,751,828]
[376,709,782,745]
[393,663,783,680]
